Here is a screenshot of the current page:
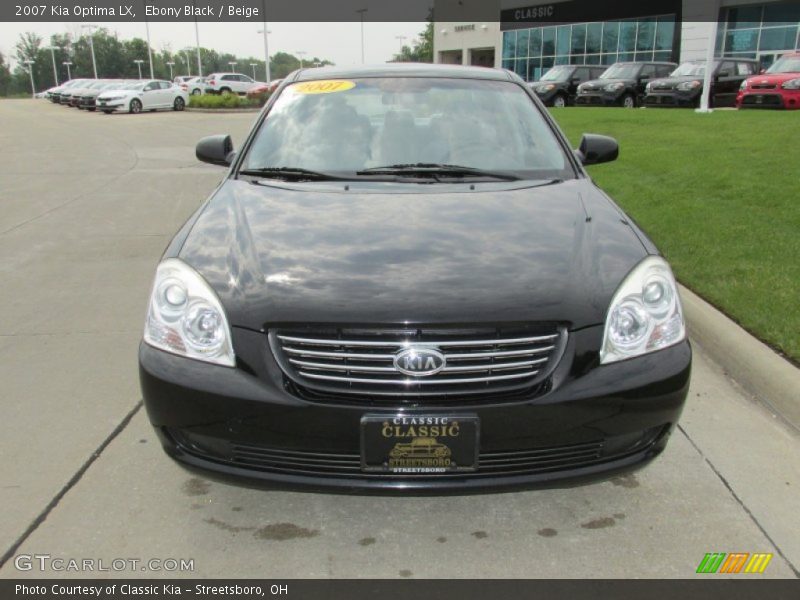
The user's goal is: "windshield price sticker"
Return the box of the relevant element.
[293,80,356,94]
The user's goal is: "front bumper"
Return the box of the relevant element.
[738,90,799,109]
[575,92,623,106]
[140,326,691,493]
[96,101,125,111]
[644,91,698,108]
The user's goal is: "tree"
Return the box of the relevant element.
[392,20,433,63]
[0,52,11,96]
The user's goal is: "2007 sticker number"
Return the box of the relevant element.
[292,80,356,94]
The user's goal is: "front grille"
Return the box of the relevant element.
[742,94,783,106]
[228,440,604,478]
[750,83,776,90]
[269,326,566,402]
[645,95,678,105]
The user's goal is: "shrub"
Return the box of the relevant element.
[188,94,260,109]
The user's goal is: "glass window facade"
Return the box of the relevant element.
[716,3,800,69]
[502,15,677,82]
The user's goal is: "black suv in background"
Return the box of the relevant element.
[529,65,607,107]
[644,58,759,108]
[576,62,677,108]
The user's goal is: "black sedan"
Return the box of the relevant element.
[139,64,691,492]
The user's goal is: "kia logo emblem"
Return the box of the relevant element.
[393,347,446,377]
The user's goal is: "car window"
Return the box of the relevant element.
[736,62,755,75]
[160,82,173,90]
[242,75,253,83]
[657,65,674,77]
[719,62,736,76]
[573,67,590,81]
[640,65,657,79]
[243,77,572,178]
[600,64,641,79]
[591,68,606,78]
[222,75,235,81]
[144,82,158,91]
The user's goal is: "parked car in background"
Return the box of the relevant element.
[738,53,800,110]
[529,65,607,107]
[79,80,136,111]
[205,73,263,95]
[174,76,195,85]
[62,80,103,106]
[73,80,115,108]
[140,64,691,492]
[576,62,677,108]
[96,80,189,114]
[644,58,758,108]
[48,79,90,103]
[180,76,206,96]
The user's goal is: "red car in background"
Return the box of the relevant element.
[738,53,800,110]
[246,78,284,106]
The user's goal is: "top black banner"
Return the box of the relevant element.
[3,0,800,22]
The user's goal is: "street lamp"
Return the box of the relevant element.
[182,51,191,77]
[144,18,154,79]
[257,25,272,83]
[24,60,36,97]
[356,8,368,64]
[43,45,59,86]
[81,24,99,78]
[166,61,175,80]
[134,59,144,79]
[228,61,238,72]
[395,35,407,53]
[191,0,203,77]
[249,63,258,79]
[63,61,72,80]
[296,51,307,69]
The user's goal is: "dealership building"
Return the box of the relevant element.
[433,0,800,81]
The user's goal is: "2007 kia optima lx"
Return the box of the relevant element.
[139,64,691,492]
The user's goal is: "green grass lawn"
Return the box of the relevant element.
[551,108,800,363]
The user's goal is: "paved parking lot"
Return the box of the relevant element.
[0,100,798,579]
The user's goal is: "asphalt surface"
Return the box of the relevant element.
[0,100,798,579]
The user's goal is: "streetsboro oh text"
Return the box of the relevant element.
[15,584,284,596]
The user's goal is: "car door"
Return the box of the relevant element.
[159,81,177,107]
[570,67,590,98]
[714,61,739,107]
[140,81,160,109]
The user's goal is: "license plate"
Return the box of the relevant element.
[756,96,763,104]
[360,414,479,474]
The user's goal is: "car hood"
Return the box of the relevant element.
[649,75,703,88]
[177,178,649,330]
[98,89,135,98]
[746,72,800,85]
[581,78,632,90]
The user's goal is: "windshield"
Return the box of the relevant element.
[242,77,570,178]
[540,66,573,82]
[600,64,640,79]
[767,56,800,73]
[671,62,708,77]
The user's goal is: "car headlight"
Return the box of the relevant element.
[604,82,624,92]
[739,80,748,91]
[143,258,235,367]
[102,95,123,101]
[677,80,702,91]
[645,82,652,92]
[781,78,800,90]
[600,256,685,364]
[541,84,555,92]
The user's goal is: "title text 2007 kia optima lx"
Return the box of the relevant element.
[139,64,691,492]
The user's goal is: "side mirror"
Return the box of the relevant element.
[196,134,236,166]
[575,134,619,166]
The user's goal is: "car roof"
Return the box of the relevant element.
[292,63,514,82]
[610,61,677,66]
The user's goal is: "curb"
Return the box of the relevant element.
[186,107,260,113]
[680,284,800,430]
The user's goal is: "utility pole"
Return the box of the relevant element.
[356,8,368,63]
[134,59,144,79]
[63,61,72,80]
[296,51,307,69]
[250,63,258,79]
[81,24,99,78]
[258,27,272,83]
[192,0,203,77]
[44,45,59,86]
[144,17,154,79]
[166,61,175,80]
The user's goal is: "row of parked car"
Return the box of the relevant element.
[528,53,800,110]
[173,73,283,98]
[46,78,190,113]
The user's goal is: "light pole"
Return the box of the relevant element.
[81,24,99,78]
[395,35,407,55]
[182,51,191,76]
[44,45,59,86]
[257,27,271,83]
[144,18,154,79]
[356,8,367,63]
[134,59,144,79]
[249,63,258,79]
[228,61,238,72]
[63,61,72,80]
[192,0,203,77]
[296,51,307,69]
[166,61,175,80]
[24,60,36,97]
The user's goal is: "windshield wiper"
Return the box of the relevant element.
[239,167,349,181]
[356,163,521,181]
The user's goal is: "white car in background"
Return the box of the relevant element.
[204,73,263,95]
[96,80,189,114]
[179,76,206,95]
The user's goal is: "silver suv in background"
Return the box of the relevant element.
[204,73,263,95]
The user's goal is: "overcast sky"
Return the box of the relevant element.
[0,21,427,70]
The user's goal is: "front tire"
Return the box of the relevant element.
[129,98,142,114]
[622,93,636,109]
[219,87,232,95]
[191,89,201,96]
[553,94,567,108]
[173,96,185,111]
